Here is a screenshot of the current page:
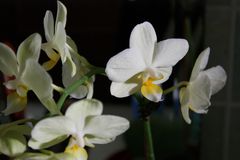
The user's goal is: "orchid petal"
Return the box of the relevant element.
[41,44,60,71]
[84,115,129,145]
[14,152,50,160]
[0,43,18,76]
[62,58,89,99]
[150,67,172,84]
[190,47,210,81]
[66,37,91,74]
[83,136,114,148]
[41,98,60,115]
[130,22,157,65]
[86,81,94,99]
[28,135,68,150]
[66,36,78,52]
[70,85,88,99]
[0,124,30,156]
[204,66,227,95]
[179,87,191,124]
[106,48,145,82]
[83,137,95,148]
[2,92,27,115]
[0,125,31,137]
[16,84,28,97]
[4,79,18,90]
[62,50,80,81]
[181,104,191,124]
[54,23,76,76]
[179,74,212,123]
[152,39,189,67]
[41,43,60,61]
[0,131,26,156]
[188,73,211,114]
[53,22,66,61]
[42,59,58,71]
[65,99,103,131]
[179,87,190,107]
[56,1,67,28]
[65,80,93,100]
[21,59,53,100]
[110,82,140,98]
[30,116,75,148]
[141,83,163,102]
[17,33,41,73]
[21,59,59,114]
[181,105,191,124]
[43,11,54,41]
[55,153,79,160]
[64,144,88,160]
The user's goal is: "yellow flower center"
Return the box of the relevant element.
[143,77,154,86]
[67,144,80,152]
[64,144,88,160]
[140,77,163,101]
[42,51,60,71]
[49,50,60,62]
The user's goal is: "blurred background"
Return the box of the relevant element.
[0,0,239,160]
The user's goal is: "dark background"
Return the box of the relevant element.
[0,0,205,103]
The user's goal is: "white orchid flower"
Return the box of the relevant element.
[0,123,31,157]
[28,99,129,159]
[42,1,76,76]
[179,48,227,124]
[0,33,58,115]
[62,37,94,99]
[106,22,189,102]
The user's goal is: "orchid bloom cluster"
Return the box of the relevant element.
[0,1,226,160]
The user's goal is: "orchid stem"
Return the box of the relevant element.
[163,81,189,95]
[144,116,155,160]
[135,94,155,160]
[57,67,105,110]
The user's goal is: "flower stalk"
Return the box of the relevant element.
[143,116,155,160]
[163,81,189,95]
[135,95,155,160]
